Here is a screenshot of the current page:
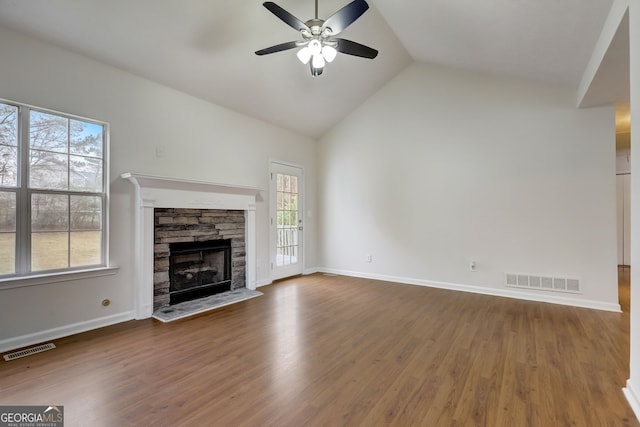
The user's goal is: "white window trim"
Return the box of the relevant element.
[0,97,112,280]
[0,266,119,290]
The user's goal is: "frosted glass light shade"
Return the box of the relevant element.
[312,53,325,69]
[297,47,312,64]
[322,45,337,63]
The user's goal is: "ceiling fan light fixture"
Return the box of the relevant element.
[322,45,337,62]
[308,39,322,55]
[256,0,378,76]
[297,47,312,64]
[312,52,325,69]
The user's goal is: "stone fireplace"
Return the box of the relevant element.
[122,173,258,320]
[153,208,246,310]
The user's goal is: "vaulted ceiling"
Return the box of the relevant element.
[0,0,622,138]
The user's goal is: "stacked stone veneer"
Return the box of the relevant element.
[153,208,246,311]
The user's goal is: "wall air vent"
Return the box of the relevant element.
[505,273,580,294]
[3,343,56,361]
[566,279,580,292]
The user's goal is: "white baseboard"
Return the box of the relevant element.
[258,268,319,288]
[0,311,135,354]
[624,380,640,423]
[256,279,272,288]
[317,268,621,313]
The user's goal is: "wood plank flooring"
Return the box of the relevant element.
[1,270,637,426]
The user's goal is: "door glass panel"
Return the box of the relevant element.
[276,172,299,267]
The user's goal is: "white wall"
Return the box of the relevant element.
[0,26,317,349]
[317,62,618,310]
[626,0,640,417]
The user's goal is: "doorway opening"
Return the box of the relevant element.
[616,103,631,309]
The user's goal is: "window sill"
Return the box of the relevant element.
[0,266,120,290]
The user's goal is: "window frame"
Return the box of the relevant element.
[0,97,115,287]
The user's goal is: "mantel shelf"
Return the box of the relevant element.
[120,172,262,196]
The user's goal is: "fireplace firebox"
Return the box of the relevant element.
[169,239,231,305]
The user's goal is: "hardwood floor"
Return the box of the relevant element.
[1,271,637,426]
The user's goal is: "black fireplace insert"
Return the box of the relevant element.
[168,239,231,305]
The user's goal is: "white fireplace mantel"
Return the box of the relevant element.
[121,172,260,319]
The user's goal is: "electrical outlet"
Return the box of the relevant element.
[366,254,372,263]
[470,261,477,271]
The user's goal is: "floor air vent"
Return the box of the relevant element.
[3,343,56,361]
[506,273,580,294]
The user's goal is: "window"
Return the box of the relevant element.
[0,99,108,278]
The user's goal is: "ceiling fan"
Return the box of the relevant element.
[255,0,378,76]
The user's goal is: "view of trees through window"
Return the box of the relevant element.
[276,173,299,266]
[0,103,17,273]
[0,101,105,275]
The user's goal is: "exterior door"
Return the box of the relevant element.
[270,162,303,280]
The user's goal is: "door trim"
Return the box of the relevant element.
[269,160,305,281]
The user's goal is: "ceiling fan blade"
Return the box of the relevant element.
[322,0,369,35]
[334,38,378,59]
[263,2,310,32]
[255,41,301,56]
